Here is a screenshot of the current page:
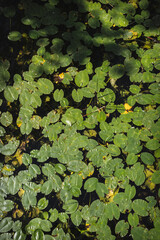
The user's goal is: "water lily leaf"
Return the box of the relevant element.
[96,182,108,198]
[0,217,13,233]
[42,164,56,177]
[0,200,14,212]
[146,139,160,150]
[7,176,21,195]
[115,220,129,237]
[109,64,125,79]
[71,210,82,226]
[132,199,148,216]
[63,199,78,214]
[13,230,26,240]
[8,31,21,41]
[20,120,32,135]
[59,54,72,67]
[128,213,139,227]
[28,164,41,178]
[49,208,58,223]
[72,89,83,102]
[126,153,138,165]
[29,63,43,78]
[4,86,19,102]
[26,218,52,234]
[84,177,98,192]
[131,226,149,240]
[36,38,49,47]
[41,180,54,195]
[37,78,54,94]
[140,152,155,165]
[0,111,13,127]
[124,58,140,76]
[37,197,48,210]
[55,164,66,175]
[22,153,32,166]
[53,89,64,102]
[22,190,37,210]
[51,38,64,53]
[152,170,160,184]
[107,144,121,156]
[32,229,45,240]
[75,70,89,87]
[105,202,120,220]
[0,138,20,156]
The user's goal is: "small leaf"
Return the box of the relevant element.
[75,70,89,87]
[37,197,48,210]
[63,199,78,214]
[0,111,13,127]
[128,213,139,227]
[0,217,13,233]
[71,210,82,226]
[84,177,98,192]
[4,86,19,102]
[53,89,64,102]
[152,170,160,184]
[37,78,54,94]
[115,220,129,237]
[8,31,21,41]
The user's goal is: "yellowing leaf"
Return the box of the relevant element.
[124,103,132,111]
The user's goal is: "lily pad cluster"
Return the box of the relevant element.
[0,0,160,239]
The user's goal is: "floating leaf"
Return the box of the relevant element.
[109,64,125,79]
[0,138,20,156]
[84,177,98,192]
[115,220,129,237]
[63,199,78,214]
[0,217,13,233]
[75,70,89,87]
[0,111,13,127]
[8,31,21,41]
[37,197,48,210]
[132,199,148,216]
[37,78,54,94]
[4,86,19,102]
[71,210,82,226]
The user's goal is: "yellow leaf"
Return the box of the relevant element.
[18,188,25,198]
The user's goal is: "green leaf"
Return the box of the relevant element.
[115,220,129,237]
[140,152,155,165]
[0,138,20,156]
[107,144,121,156]
[7,176,21,195]
[131,226,149,240]
[36,38,49,47]
[72,89,83,102]
[63,199,78,214]
[132,199,148,216]
[37,78,54,94]
[26,218,52,234]
[53,89,64,102]
[49,208,58,222]
[146,139,160,150]
[75,70,89,87]
[126,153,138,165]
[71,210,82,226]
[96,182,108,198]
[0,111,13,127]
[109,64,125,79]
[22,191,37,210]
[32,229,45,240]
[4,86,19,102]
[0,200,14,212]
[37,197,48,210]
[84,177,98,192]
[128,213,139,227]
[152,170,160,184]
[0,217,13,233]
[8,31,21,41]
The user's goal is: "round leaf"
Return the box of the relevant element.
[0,111,13,127]
[75,70,89,87]
[37,78,54,94]
[8,31,21,41]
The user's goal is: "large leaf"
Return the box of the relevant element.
[75,70,89,87]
